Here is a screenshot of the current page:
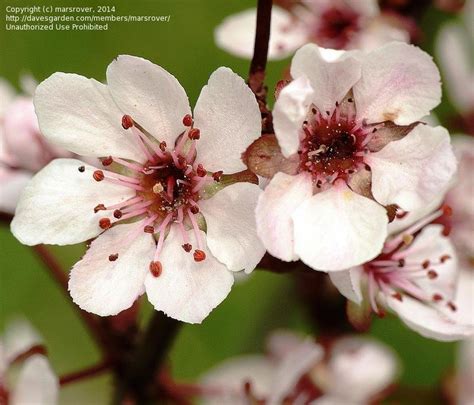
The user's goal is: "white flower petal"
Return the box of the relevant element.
[11,159,134,246]
[353,42,441,125]
[273,76,314,157]
[266,330,306,361]
[324,337,399,402]
[199,182,265,273]
[106,55,191,146]
[268,338,323,405]
[69,223,155,316]
[201,355,274,405]
[436,23,474,112]
[145,226,234,324]
[351,0,379,17]
[11,355,59,405]
[292,182,388,271]
[0,169,31,214]
[214,7,307,60]
[387,295,473,341]
[387,193,444,236]
[367,125,456,211]
[291,44,362,114]
[329,267,363,304]
[354,18,410,52]
[194,67,261,173]
[256,172,313,262]
[34,73,143,161]
[3,319,42,364]
[451,269,474,327]
[403,224,458,299]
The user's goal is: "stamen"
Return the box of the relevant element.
[212,171,223,182]
[112,157,144,173]
[93,170,105,182]
[149,261,162,277]
[94,204,106,213]
[187,208,204,251]
[108,253,119,261]
[153,214,173,261]
[78,166,85,173]
[193,250,206,262]
[101,156,113,166]
[106,196,143,211]
[188,128,200,140]
[99,218,111,229]
[182,114,193,127]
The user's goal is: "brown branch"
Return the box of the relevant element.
[248,0,274,134]
[114,311,182,403]
[59,360,111,386]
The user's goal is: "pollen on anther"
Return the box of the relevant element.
[101,156,113,166]
[122,114,134,129]
[149,261,162,277]
[93,170,105,182]
[440,254,451,263]
[193,249,206,262]
[99,218,111,229]
[392,292,403,301]
[113,209,123,219]
[188,128,200,140]
[422,260,430,269]
[78,166,85,172]
[109,253,119,261]
[442,205,453,217]
[159,141,167,151]
[433,293,443,302]
[212,171,223,182]
[196,164,206,177]
[402,234,414,245]
[398,259,405,267]
[182,243,192,252]
[144,225,155,234]
[94,204,106,213]
[182,114,193,127]
[427,270,438,279]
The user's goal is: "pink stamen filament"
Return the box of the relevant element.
[121,200,153,214]
[106,196,143,211]
[104,177,145,191]
[130,126,157,163]
[111,157,144,173]
[187,208,203,250]
[154,214,173,261]
[192,176,211,193]
[384,208,444,253]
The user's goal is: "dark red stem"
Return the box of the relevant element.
[59,360,111,386]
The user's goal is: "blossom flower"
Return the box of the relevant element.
[215,0,409,60]
[253,42,456,271]
[0,78,71,214]
[11,56,265,324]
[436,0,474,135]
[329,201,474,341]
[200,330,398,404]
[0,319,58,404]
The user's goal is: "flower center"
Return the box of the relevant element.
[314,6,360,49]
[80,114,224,276]
[298,101,377,187]
[363,206,456,316]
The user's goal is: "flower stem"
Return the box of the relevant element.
[114,311,182,402]
[59,360,111,386]
[249,0,274,134]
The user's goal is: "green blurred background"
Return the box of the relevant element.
[0,0,461,403]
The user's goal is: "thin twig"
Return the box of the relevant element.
[114,312,182,403]
[59,360,111,386]
[248,0,274,134]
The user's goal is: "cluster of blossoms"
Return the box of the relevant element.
[200,330,399,404]
[215,0,410,59]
